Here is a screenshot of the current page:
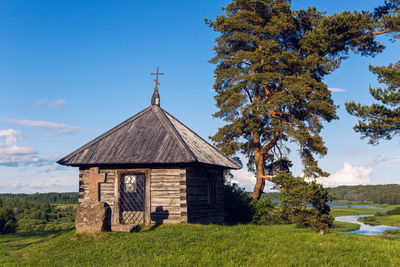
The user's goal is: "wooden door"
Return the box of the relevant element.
[119,172,146,224]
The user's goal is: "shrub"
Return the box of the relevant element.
[0,208,17,234]
[386,207,400,215]
[250,198,289,225]
[224,183,253,224]
[381,230,400,240]
[273,173,334,234]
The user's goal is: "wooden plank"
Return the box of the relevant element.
[151,191,180,197]
[151,207,181,213]
[150,177,180,182]
[151,172,181,176]
[151,187,180,191]
[145,169,151,225]
[151,182,180,187]
[152,199,180,204]
[151,169,181,175]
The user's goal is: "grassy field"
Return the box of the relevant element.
[331,204,400,227]
[330,206,387,217]
[359,215,400,227]
[1,203,397,266]
[1,224,400,266]
[332,221,360,232]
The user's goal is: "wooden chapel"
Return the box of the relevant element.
[57,68,240,231]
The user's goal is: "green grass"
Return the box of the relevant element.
[1,224,400,266]
[359,215,400,227]
[330,206,386,217]
[332,221,360,233]
[381,230,400,240]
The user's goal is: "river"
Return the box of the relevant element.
[335,215,400,235]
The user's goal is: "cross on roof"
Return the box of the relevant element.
[150,66,165,89]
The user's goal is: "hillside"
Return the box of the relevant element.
[328,184,400,204]
[0,193,77,233]
[1,224,400,266]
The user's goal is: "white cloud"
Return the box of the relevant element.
[328,87,347,92]
[31,99,67,108]
[40,165,68,173]
[0,129,42,166]
[31,99,47,108]
[365,154,400,167]
[46,99,66,108]
[0,145,36,155]
[319,163,373,187]
[0,154,41,166]
[4,119,74,130]
[4,118,79,136]
[0,175,77,193]
[0,129,22,146]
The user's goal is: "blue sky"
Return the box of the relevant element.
[0,0,399,193]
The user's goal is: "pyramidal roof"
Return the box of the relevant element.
[57,105,240,169]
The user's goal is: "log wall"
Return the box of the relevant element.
[78,166,224,226]
[79,167,187,225]
[150,168,187,224]
[186,167,224,224]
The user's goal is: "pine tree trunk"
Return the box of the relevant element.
[251,177,265,200]
[251,147,265,200]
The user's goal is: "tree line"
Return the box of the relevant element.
[329,184,400,204]
[0,192,78,205]
[0,193,77,234]
[262,184,400,205]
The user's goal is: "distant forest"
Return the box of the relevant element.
[328,185,400,204]
[0,192,78,205]
[0,193,78,233]
[263,184,400,204]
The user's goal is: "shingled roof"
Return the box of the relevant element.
[57,105,240,169]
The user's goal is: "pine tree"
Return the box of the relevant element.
[206,0,398,199]
[346,1,400,143]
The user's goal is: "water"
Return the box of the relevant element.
[326,202,343,205]
[351,205,385,209]
[273,201,385,209]
[331,205,385,209]
[335,215,400,235]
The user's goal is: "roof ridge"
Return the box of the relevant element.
[151,106,197,162]
[57,106,153,164]
[162,109,240,169]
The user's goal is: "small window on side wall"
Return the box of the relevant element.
[208,178,217,206]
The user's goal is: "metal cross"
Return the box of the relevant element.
[150,66,165,89]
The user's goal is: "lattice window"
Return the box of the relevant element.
[119,173,145,224]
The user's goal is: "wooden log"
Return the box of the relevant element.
[151,169,181,175]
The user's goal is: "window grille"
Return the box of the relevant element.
[119,173,145,224]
